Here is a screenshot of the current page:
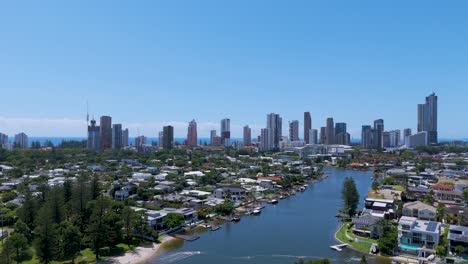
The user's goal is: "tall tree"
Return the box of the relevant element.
[48,187,65,224]
[9,233,29,263]
[90,174,101,200]
[34,206,57,264]
[121,206,137,245]
[14,220,32,243]
[18,187,37,230]
[55,221,82,263]
[0,236,15,264]
[342,177,360,217]
[71,173,91,232]
[85,196,114,260]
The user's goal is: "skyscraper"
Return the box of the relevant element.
[418,93,438,144]
[259,128,270,152]
[162,126,174,150]
[335,122,350,145]
[14,132,28,149]
[0,133,8,148]
[100,116,112,152]
[310,129,318,145]
[403,128,412,146]
[112,124,123,149]
[135,135,147,152]
[158,131,164,147]
[87,119,101,152]
[373,119,384,149]
[289,120,299,142]
[221,118,231,147]
[382,131,391,148]
[267,113,282,151]
[243,125,251,146]
[187,119,198,147]
[319,127,326,144]
[304,112,312,144]
[361,125,373,149]
[122,128,129,147]
[389,130,401,147]
[325,117,334,145]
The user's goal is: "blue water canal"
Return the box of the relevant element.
[152,167,390,264]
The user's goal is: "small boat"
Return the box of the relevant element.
[252,209,261,215]
[268,199,278,204]
[201,224,212,229]
[279,196,285,199]
[232,217,241,222]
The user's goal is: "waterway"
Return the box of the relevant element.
[152,167,391,264]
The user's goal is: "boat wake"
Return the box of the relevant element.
[155,251,202,263]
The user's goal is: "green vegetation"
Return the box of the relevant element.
[377,220,398,256]
[0,172,157,263]
[436,228,449,257]
[342,177,359,217]
[335,223,373,252]
[162,213,185,229]
[294,258,331,264]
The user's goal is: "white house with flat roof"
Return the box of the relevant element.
[398,216,441,257]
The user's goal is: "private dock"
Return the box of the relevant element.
[330,244,349,252]
[211,225,221,231]
[173,234,200,241]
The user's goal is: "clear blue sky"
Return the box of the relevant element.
[0,1,467,139]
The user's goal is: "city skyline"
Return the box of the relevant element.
[0,93,464,140]
[1,2,468,139]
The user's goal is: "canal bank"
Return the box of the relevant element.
[151,168,391,264]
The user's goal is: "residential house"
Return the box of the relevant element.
[364,198,397,220]
[402,201,437,221]
[352,214,382,239]
[434,190,463,203]
[448,225,468,252]
[398,216,441,257]
[214,184,247,202]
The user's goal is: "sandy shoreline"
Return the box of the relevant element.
[102,236,176,264]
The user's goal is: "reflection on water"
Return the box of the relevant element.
[153,168,392,264]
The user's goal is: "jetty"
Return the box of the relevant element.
[173,234,200,241]
[330,244,349,252]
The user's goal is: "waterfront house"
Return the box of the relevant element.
[214,184,247,202]
[364,198,397,220]
[398,216,441,257]
[133,207,198,230]
[402,201,437,221]
[352,214,382,239]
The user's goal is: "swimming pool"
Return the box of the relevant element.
[400,244,421,251]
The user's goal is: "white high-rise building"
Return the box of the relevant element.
[267,113,282,151]
[289,120,299,142]
[310,129,318,145]
[221,118,231,147]
[122,128,129,147]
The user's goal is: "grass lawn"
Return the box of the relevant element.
[389,185,405,192]
[335,223,376,253]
